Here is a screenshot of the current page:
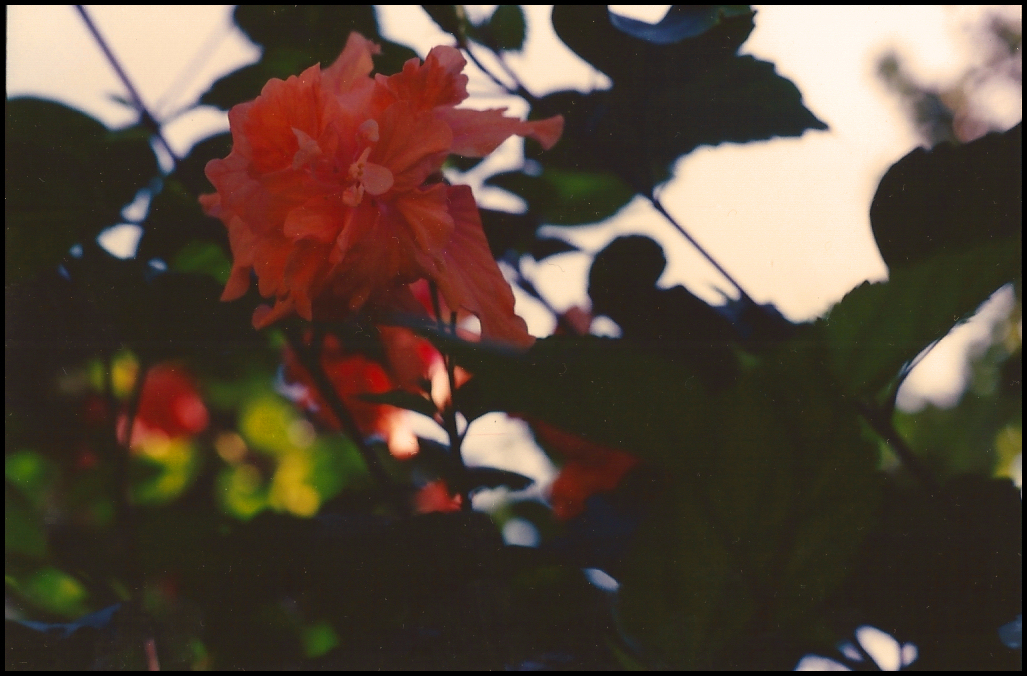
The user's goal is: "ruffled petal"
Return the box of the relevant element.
[439,108,564,157]
[432,185,534,347]
[322,32,380,94]
[240,64,327,173]
[371,102,453,191]
[375,45,468,112]
[283,199,343,242]
[392,183,455,263]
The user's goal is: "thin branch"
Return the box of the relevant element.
[428,283,472,510]
[74,5,179,165]
[287,329,396,494]
[460,41,539,105]
[513,266,582,336]
[649,195,756,305]
[152,15,231,117]
[856,402,940,492]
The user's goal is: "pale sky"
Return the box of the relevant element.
[6,5,1022,411]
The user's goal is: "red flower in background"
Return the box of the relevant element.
[202,32,561,347]
[530,420,639,521]
[413,480,463,514]
[119,364,209,449]
[281,322,454,457]
[283,333,406,455]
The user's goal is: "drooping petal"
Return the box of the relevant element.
[432,186,534,347]
[283,239,333,320]
[439,108,565,156]
[393,183,455,263]
[253,296,296,329]
[220,215,257,300]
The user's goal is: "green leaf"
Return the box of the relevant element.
[5,98,158,284]
[170,241,232,284]
[610,5,752,44]
[5,492,48,560]
[542,7,826,192]
[870,123,1021,270]
[421,5,466,38]
[482,5,526,51]
[204,7,418,110]
[357,389,438,419]
[618,351,881,668]
[820,240,1021,401]
[136,179,225,263]
[459,467,534,492]
[422,333,711,467]
[528,237,577,261]
[486,168,635,226]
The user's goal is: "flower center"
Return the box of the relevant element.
[342,121,394,207]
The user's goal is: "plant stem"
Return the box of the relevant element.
[74,5,179,165]
[460,40,538,104]
[428,284,472,510]
[288,329,395,494]
[99,352,149,615]
[856,402,940,492]
[648,195,756,306]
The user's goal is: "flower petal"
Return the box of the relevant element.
[360,162,394,195]
[322,32,380,94]
[283,199,343,242]
[371,102,453,191]
[393,183,455,263]
[375,45,469,112]
[432,185,534,347]
[439,108,564,157]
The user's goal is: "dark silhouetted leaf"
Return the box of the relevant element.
[6,98,158,284]
[461,467,534,492]
[529,238,577,260]
[204,7,418,110]
[487,168,635,226]
[870,123,1021,270]
[541,7,826,192]
[136,179,226,263]
[826,476,1022,670]
[482,5,526,51]
[478,208,541,258]
[610,5,751,44]
[358,390,438,418]
[821,241,1020,401]
[421,5,465,37]
[619,350,881,669]
[589,236,739,388]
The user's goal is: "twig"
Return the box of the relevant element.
[649,195,755,305]
[109,354,149,595]
[74,5,179,165]
[428,284,472,510]
[287,329,396,494]
[856,402,940,492]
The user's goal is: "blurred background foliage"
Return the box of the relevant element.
[5,5,1021,670]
